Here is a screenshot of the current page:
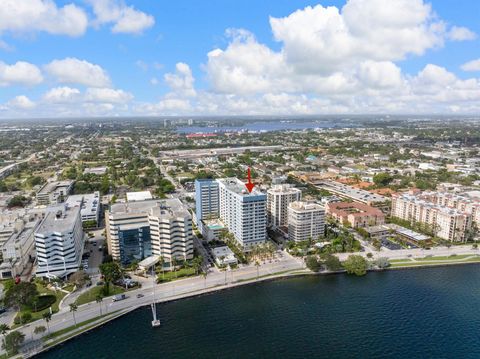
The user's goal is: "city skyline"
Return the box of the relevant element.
[0,0,479,118]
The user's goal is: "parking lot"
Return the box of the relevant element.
[82,235,105,274]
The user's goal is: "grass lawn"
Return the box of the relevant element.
[13,283,67,327]
[390,257,480,268]
[416,254,475,261]
[157,267,196,283]
[75,285,125,306]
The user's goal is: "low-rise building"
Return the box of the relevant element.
[36,180,74,206]
[212,246,238,266]
[326,202,385,228]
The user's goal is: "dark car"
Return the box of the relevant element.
[136,293,144,298]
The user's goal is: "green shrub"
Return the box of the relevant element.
[31,295,56,312]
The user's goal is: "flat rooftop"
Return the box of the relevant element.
[38,180,73,195]
[36,204,80,234]
[126,191,153,202]
[110,198,189,218]
[314,180,386,203]
[217,178,264,197]
[66,192,100,217]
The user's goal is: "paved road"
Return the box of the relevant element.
[8,251,303,347]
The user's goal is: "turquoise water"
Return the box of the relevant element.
[39,265,480,358]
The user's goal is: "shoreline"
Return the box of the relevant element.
[29,258,480,357]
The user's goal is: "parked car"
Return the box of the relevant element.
[136,293,144,298]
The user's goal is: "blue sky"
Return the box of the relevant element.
[0,0,479,117]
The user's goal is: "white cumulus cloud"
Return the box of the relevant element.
[44,58,111,87]
[0,61,43,86]
[164,62,196,97]
[0,0,88,37]
[43,86,81,103]
[87,0,155,34]
[461,59,480,72]
[7,95,36,109]
[85,87,133,103]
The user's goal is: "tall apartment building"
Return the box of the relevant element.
[391,192,473,242]
[34,204,84,278]
[105,198,193,265]
[149,201,193,263]
[36,180,74,206]
[217,178,267,250]
[194,179,219,230]
[288,201,325,242]
[267,184,301,228]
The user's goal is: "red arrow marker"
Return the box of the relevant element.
[245,167,255,193]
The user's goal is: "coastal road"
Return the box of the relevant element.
[9,251,303,348]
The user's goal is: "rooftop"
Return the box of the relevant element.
[37,180,74,195]
[66,192,100,217]
[126,191,153,202]
[36,204,80,234]
[217,178,264,197]
[111,198,189,218]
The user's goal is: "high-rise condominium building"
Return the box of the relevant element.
[288,201,325,242]
[217,178,267,250]
[267,184,301,228]
[34,204,84,278]
[105,198,193,264]
[194,179,219,229]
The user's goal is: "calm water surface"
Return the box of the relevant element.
[39,265,480,359]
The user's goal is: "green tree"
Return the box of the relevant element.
[2,331,25,355]
[96,295,104,316]
[7,195,29,208]
[373,172,393,187]
[0,324,9,351]
[99,261,123,295]
[343,255,368,276]
[69,303,78,326]
[375,257,391,269]
[320,253,343,271]
[33,326,47,338]
[4,282,38,309]
[305,256,321,272]
[42,312,52,335]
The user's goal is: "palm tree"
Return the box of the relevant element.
[159,256,165,281]
[69,303,78,326]
[95,295,103,316]
[0,324,9,349]
[255,260,260,280]
[42,312,52,335]
[33,326,46,339]
[171,257,177,278]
